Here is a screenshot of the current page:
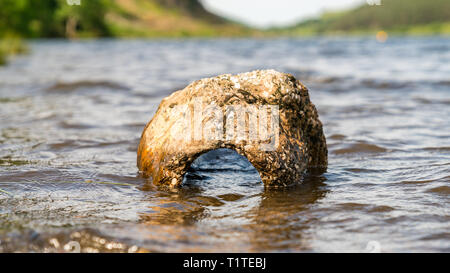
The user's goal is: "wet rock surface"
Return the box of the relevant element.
[137,70,327,187]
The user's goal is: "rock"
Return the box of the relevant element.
[137,70,327,187]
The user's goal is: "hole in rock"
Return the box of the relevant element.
[183,148,263,195]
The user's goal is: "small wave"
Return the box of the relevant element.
[336,202,396,214]
[0,169,84,183]
[399,179,436,185]
[336,203,396,214]
[48,139,131,151]
[420,232,450,241]
[383,215,409,224]
[46,80,130,92]
[332,142,387,155]
[122,122,146,129]
[344,168,381,173]
[288,68,343,85]
[421,44,450,53]
[304,76,341,84]
[422,146,450,152]
[191,196,225,207]
[218,193,245,202]
[368,205,395,213]
[357,78,450,91]
[58,121,95,129]
[435,80,450,86]
[329,134,347,140]
[426,186,450,195]
[337,202,368,210]
[413,97,450,105]
[399,175,449,186]
[360,79,411,90]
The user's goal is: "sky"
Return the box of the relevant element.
[201,0,366,28]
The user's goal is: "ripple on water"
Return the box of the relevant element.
[45,80,130,93]
[217,193,245,202]
[425,186,450,195]
[422,146,450,153]
[328,134,347,140]
[398,175,449,186]
[344,168,383,173]
[367,205,396,213]
[331,142,388,155]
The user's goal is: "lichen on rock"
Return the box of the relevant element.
[137,69,327,187]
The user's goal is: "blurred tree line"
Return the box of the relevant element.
[329,0,450,31]
[0,0,110,38]
[290,0,450,34]
[1,0,448,39]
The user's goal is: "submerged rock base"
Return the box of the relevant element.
[137,70,327,187]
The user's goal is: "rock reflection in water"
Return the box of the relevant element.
[136,149,327,252]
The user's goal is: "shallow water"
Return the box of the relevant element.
[0,38,449,252]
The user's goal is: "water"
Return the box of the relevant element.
[0,37,449,252]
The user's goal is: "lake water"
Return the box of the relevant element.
[0,38,449,252]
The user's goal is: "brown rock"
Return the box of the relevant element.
[137,70,327,187]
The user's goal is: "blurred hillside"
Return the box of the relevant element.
[282,0,450,35]
[0,0,254,39]
[1,0,448,39]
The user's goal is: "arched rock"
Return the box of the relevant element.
[137,70,327,187]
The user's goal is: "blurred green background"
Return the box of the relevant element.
[0,0,449,64]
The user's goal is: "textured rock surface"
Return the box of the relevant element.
[137,70,327,187]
